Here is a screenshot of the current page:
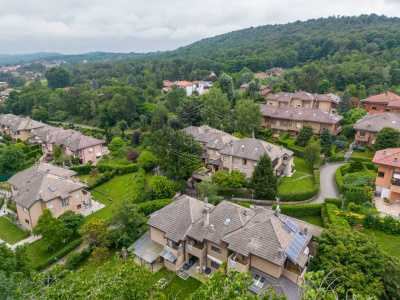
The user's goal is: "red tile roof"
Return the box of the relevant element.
[361,92,400,104]
[372,148,400,167]
[174,81,194,87]
[254,73,268,79]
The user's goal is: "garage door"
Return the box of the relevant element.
[381,188,389,199]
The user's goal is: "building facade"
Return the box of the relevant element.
[0,114,46,141]
[359,92,400,114]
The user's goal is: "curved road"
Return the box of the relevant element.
[309,162,345,204]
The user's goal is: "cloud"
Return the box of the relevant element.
[0,0,399,54]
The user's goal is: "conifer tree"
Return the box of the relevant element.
[295,125,314,147]
[90,78,98,90]
[219,73,235,106]
[251,154,277,199]
[337,90,351,113]
[127,74,134,85]
[320,128,333,153]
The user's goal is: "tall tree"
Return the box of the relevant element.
[196,181,219,204]
[248,77,262,100]
[32,209,72,250]
[58,210,84,234]
[45,67,71,90]
[176,95,204,126]
[304,139,322,167]
[219,73,235,106]
[31,106,49,123]
[337,90,351,113]
[375,126,400,150]
[0,145,25,173]
[295,125,314,147]
[90,78,98,90]
[235,100,262,136]
[127,74,134,85]
[201,89,231,129]
[320,128,333,153]
[117,120,128,136]
[250,154,277,199]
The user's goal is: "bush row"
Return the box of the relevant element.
[236,201,252,208]
[279,169,320,202]
[96,163,138,175]
[271,203,323,217]
[63,248,91,270]
[324,198,342,208]
[349,157,373,163]
[363,162,378,171]
[325,203,351,230]
[28,144,41,151]
[286,144,305,158]
[137,198,173,216]
[25,149,43,160]
[70,165,93,175]
[35,238,83,271]
[335,165,365,195]
[132,168,147,203]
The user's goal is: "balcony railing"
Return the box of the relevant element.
[228,253,249,273]
[187,241,205,256]
[355,134,369,142]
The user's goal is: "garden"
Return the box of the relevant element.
[0,216,30,244]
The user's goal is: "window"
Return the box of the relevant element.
[276,120,280,126]
[223,156,226,161]
[372,106,377,110]
[211,261,220,269]
[280,102,284,107]
[224,218,231,226]
[75,193,80,199]
[216,151,220,156]
[25,219,29,224]
[297,104,301,107]
[211,245,221,254]
[48,204,54,210]
[360,131,366,137]
[252,162,257,167]
[242,167,247,174]
[210,150,213,154]
[316,125,319,128]
[233,158,239,164]
[77,204,82,209]
[234,167,238,171]
[253,275,265,288]
[62,199,68,207]
[242,159,247,164]
[378,171,385,178]
[23,208,28,213]
[323,126,327,130]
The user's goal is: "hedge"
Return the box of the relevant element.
[96,163,138,175]
[236,201,252,208]
[271,203,323,217]
[363,162,378,171]
[286,144,305,158]
[217,189,253,199]
[279,169,320,201]
[25,149,43,160]
[335,165,365,195]
[324,198,342,208]
[325,203,351,230]
[63,248,91,270]
[70,164,93,175]
[132,168,147,203]
[35,238,83,271]
[137,199,173,216]
[349,157,373,163]
[28,144,41,151]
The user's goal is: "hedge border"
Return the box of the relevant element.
[271,203,323,217]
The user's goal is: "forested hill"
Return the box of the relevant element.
[157,14,400,71]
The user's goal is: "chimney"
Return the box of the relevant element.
[275,205,281,217]
[304,227,308,235]
[173,194,180,201]
[386,91,389,96]
[209,224,215,233]
[280,145,283,150]
[243,209,247,216]
[230,141,234,155]
[203,207,210,229]
[252,132,255,139]
[367,123,371,127]
[277,248,283,259]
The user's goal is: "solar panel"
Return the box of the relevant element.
[284,218,298,232]
[285,231,308,262]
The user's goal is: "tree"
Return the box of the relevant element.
[90,78,98,90]
[109,137,124,152]
[211,170,231,190]
[108,201,145,247]
[317,79,332,94]
[0,243,31,278]
[201,89,231,129]
[176,95,204,126]
[149,175,176,199]
[196,181,219,204]
[295,125,314,147]
[345,108,367,124]
[32,209,72,250]
[89,167,100,178]
[137,151,158,172]
[58,210,84,234]
[235,100,262,136]
[374,126,400,150]
[341,125,356,139]
[304,139,322,167]
[250,154,277,199]
[32,106,49,123]
[0,145,25,173]
[45,67,71,90]
[126,150,140,163]
[127,74,134,85]
[131,131,141,145]
[219,73,235,106]
[248,77,262,100]
[320,128,333,153]
[53,145,62,159]
[348,159,365,173]
[337,90,351,113]
[79,219,108,258]
[118,120,128,136]
[310,225,400,299]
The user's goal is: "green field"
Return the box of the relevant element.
[297,216,324,227]
[352,151,375,159]
[361,229,400,259]
[77,249,118,279]
[0,216,29,244]
[278,157,314,193]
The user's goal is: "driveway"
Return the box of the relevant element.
[310,162,345,203]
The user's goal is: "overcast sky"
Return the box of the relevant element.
[1,0,399,55]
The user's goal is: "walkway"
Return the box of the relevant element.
[373,196,400,218]
[81,200,105,217]
[309,162,345,204]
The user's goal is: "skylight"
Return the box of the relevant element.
[224,218,231,226]
[49,186,58,192]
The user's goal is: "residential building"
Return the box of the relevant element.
[184,125,293,178]
[173,81,195,96]
[254,73,268,79]
[265,68,285,76]
[259,105,343,136]
[265,91,340,113]
[353,113,400,147]
[30,125,109,164]
[372,148,400,201]
[0,114,46,141]
[238,84,274,98]
[7,163,92,231]
[359,92,400,114]
[134,195,323,299]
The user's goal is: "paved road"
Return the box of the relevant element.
[309,162,345,203]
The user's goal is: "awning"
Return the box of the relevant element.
[127,231,164,264]
[207,255,223,265]
[160,249,177,263]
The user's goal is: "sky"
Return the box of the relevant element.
[0,0,399,55]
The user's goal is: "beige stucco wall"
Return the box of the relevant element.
[206,241,230,272]
[27,201,45,230]
[16,203,34,231]
[250,255,283,278]
[80,144,105,164]
[150,226,168,245]
[318,101,332,112]
[375,166,393,188]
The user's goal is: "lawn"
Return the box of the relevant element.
[0,216,29,244]
[352,151,375,159]
[278,157,314,193]
[77,249,118,279]
[25,234,81,267]
[361,229,400,259]
[297,216,324,227]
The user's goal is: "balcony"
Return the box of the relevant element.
[355,134,369,142]
[192,167,212,181]
[270,124,290,131]
[228,253,249,273]
[187,241,205,257]
[165,243,184,258]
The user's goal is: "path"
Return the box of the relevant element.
[309,162,345,203]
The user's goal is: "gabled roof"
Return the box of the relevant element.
[183,125,223,140]
[11,173,86,209]
[260,105,343,124]
[204,133,240,150]
[219,137,293,161]
[174,81,194,87]
[0,114,46,133]
[360,92,400,104]
[7,163,77,190]
[372,148,400,167]
[353,113,400,132]
[146,195,214,244]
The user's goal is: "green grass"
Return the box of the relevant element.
[77,174,96,185]
[162,276,202,300]
[278,157,314,193]
[297,216,324,227]
[0,216,29,244]
[25,235,81,267]
[361,229,400,259]
[352,151,375,159]
[77,249,118,279]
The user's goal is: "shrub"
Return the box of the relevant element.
[236,202,252,208]
[272,203,323,217]
[25,149,43,160]
[335,164,366,195]
[333,140,347,147]
[348,160,365,173]
[137,199,173,216]
[351,145,358,150]
[63,249,90,270]
[325,203,351,230]
[324,198,342,208]
[70,165,93,175]
[343,172,371,186]
[358,147,366,152]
